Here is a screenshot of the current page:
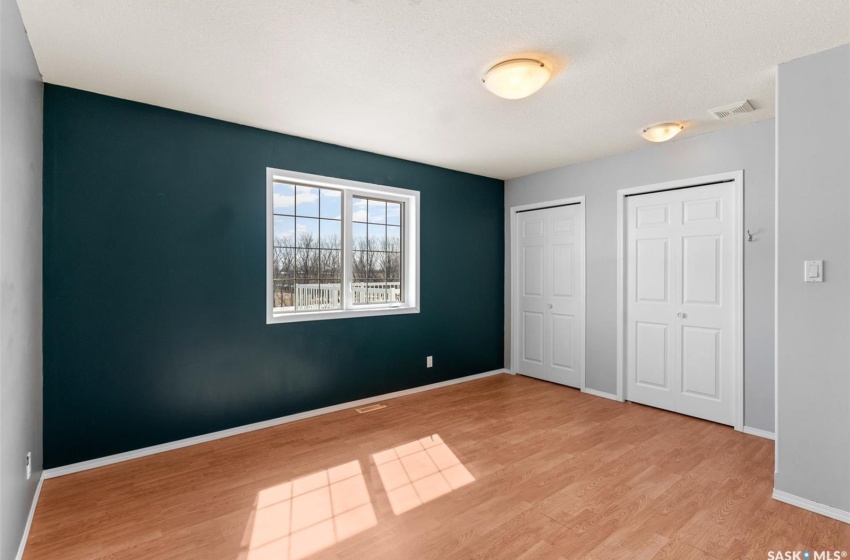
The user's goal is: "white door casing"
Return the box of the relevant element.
[516,203,584,388]
[624,179,740,426]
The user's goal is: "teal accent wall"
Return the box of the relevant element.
[43,85,504,468]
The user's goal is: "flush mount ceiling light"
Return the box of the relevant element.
[641,122,684,142]
[483,59,551,100]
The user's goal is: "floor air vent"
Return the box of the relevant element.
[356,403,386,414]
[709,100,755,119]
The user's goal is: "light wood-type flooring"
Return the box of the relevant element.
[24,374,850,559]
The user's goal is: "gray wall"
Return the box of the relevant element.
[0,0,44,557]
[505,118,776,432]
[775,44,850,513]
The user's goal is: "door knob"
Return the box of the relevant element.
[548,304,553,309]
[677,312,686,318]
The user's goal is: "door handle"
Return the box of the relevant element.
[677,312,687,318]
[548,304,553,309]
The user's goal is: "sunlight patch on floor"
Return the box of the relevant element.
[372,434,475,515]
[240,434,473,559]
[243,460,377,560]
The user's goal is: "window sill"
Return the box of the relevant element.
[267,305,420,324]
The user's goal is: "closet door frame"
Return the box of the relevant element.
[615,171,744,432]
[509,196,586,391]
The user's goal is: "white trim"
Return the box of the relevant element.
[735,171,745,432]
[742,426,775,440]
[509,196,586,390]
[42,369,508,479]
[265,167,421,324]
[267,306,419,324]
[581,387,620,401]
[615,170,745,430]
[772,489,850,524]
[15,473,44,560]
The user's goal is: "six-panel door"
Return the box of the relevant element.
[625,183,736,426]
[518,204,583,388]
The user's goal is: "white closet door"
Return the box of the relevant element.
[518,210,547,381]
[625,195,677,412]
[518,204,583,388]
[626,183,736,426]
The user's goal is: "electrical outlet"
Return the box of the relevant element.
[426,356,433,368]
[26,452,31,480]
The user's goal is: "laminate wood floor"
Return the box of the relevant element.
[24,374,849,559]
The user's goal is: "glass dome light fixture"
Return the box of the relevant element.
[641,122,685,142]
[483,58,551,100]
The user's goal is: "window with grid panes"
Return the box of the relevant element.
[352,196,403,305]
[267,169,419,324]
[272,184,343,312]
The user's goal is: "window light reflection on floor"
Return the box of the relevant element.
[372,434,475,515]
[243,460,377,560]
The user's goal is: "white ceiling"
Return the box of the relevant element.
[17,0,850,180]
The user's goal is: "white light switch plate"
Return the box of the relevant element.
[804,260,823,282]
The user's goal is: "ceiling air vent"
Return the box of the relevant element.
[709,100,755,119]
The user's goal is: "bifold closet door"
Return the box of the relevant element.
[625,182,736,426]
[517,204,583,388]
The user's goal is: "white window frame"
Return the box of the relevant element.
[266,168,420,324]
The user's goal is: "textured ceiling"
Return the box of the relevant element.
[17,0,850,179]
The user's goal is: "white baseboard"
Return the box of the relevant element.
[581,387,621,402]
[742,426,775,440]
[43,369,508,480]
[15,473,44,560]
[772,489,850,524]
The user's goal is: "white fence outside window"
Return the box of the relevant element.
[288,282,401,311]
